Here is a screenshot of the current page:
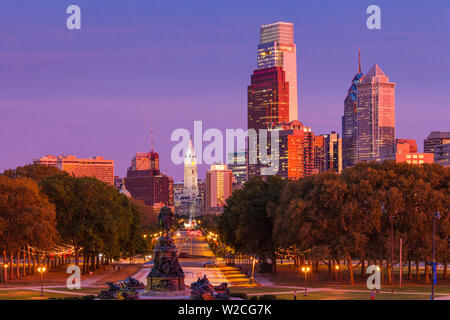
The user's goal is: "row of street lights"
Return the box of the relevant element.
[3,263,46,296]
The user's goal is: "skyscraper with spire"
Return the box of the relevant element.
[355,64,396,162]
[342,48,364,169]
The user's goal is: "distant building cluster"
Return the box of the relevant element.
[31,21,449,220]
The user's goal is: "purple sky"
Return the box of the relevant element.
[1,0,449,181]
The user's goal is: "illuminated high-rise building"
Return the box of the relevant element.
[227,150,247,186]
[131,152,159,171]
[258,22,298,121]
[205,164,233,215]
[355,64,395,162]
[314,132,342,173]
[249,121,314,180]
[56,155,114,185]
[125,150,173,208]
[34,155,114,185]
[342,49,364,169]
[248,67,290,131]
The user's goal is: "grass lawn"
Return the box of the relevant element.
[271,291,431,300]
[0,290,77,300]
[263,264,450,293]
[46,287,104,295]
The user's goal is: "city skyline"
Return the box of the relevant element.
[1,1,449,181]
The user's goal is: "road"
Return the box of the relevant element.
[133,230,227,287]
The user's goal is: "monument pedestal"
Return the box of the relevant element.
[144,235,186,294]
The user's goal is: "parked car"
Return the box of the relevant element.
[203,261,217,268]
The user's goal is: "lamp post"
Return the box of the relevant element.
[382,203,396,294]
[3,264,8,287]
[301,266,310,296]
[431,211,441,300]
[335,265,340,289]
[37,266,46,296]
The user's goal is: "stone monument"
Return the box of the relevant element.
[145,206,186,295]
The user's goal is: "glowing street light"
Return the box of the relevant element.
[301,266,310,296]
[335,265,340,289]
[3,264,8,287]
[37,266,46,296]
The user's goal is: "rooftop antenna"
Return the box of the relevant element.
[358,46,362,74]
[150,117,154,152]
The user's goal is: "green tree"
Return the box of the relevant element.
[0,176,58,280]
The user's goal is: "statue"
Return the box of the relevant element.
[158,205,174,236]
[144,206,186,295]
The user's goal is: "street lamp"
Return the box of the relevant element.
[37,266,46,296]
[382,203,396,294]
[301,266,310,296]
[431,211,441,300]
[3,264,8,287]
[335,265,340,289]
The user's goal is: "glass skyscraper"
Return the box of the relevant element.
[342,49,364,169]
[355,64,396,162]
[257,22,299,121]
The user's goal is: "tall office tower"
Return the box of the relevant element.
[342,49,364,169]
[248,67,290,130]
[56,155,114,185]
[313,135,325,174]
[424,131,450,154]
[131,151,159,170]
[314,132,342,173]
[205,164,233,215]
[227,150,247,185]
[182,140,199,200]
[125,151,173,207]
[324,132,342,173]
[355,64,395,162]
[258,22,298,121]
[249,120,314,180]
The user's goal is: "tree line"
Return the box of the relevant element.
[0,164,155,281]
[217,161,449,284]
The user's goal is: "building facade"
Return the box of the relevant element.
[131,151,159,171]
[249,121,314,180]
[57,155,114,185]
[227,151,247,186]
[314,132,342,173]
[257,22,298,121]
[248,67,290,131]
[424,131,450,154]
[33,155,58,166]
[124,151,173,207]
[434,143,450,167]
[342,49,364,169]
[379,139,434,165]
[205,164,233,215]
[355,64,395,162]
